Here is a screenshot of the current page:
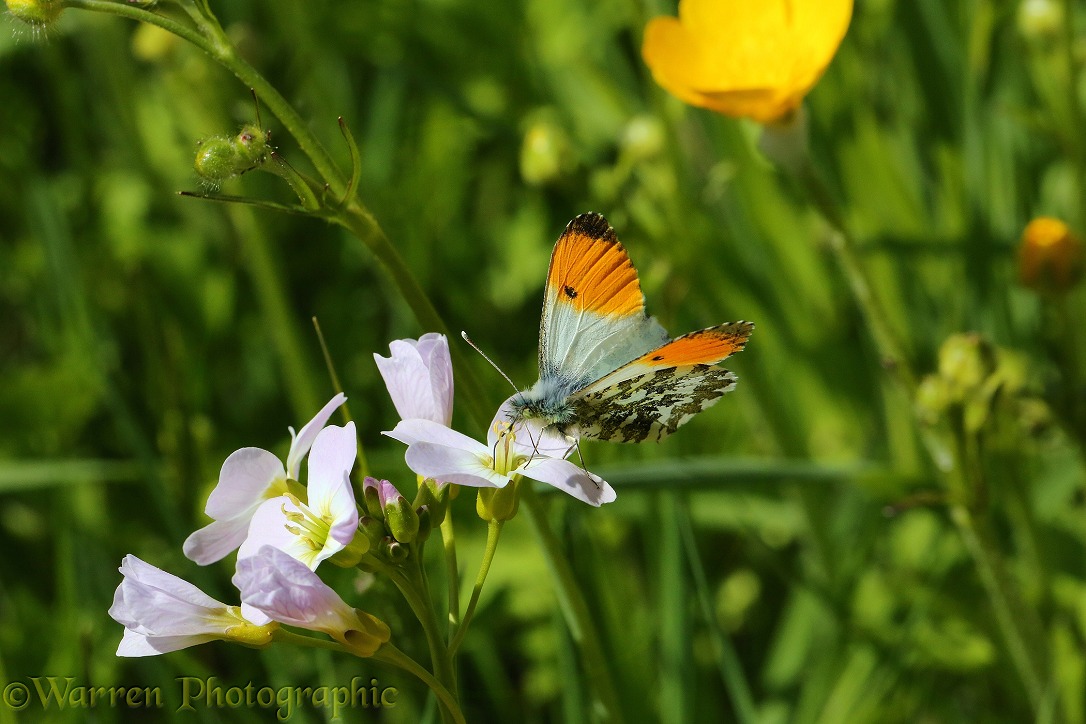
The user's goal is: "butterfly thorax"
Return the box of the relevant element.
[509,377,582,435]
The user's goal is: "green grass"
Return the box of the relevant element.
[1,0,1085,722]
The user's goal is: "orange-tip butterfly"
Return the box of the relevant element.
[508,212,753,443]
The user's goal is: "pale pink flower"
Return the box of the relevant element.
[183,393,346,565]
[234,546,390,657]
[374,334,454,426]
[108,555,272,657]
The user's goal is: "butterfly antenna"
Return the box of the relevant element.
[461,331,518,392]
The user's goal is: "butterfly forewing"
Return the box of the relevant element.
[538,213,669,389]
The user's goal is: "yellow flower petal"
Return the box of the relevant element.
[643,0,853,123]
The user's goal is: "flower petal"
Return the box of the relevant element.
[205,447,286,520]
[405,442,509,488]
[521,458,617,507]
[116,628,217,657]
[385,419,488,453]
[183,517,252,566]
[375,336,452,425]
[286,393,347,480]
[306,423,358,513]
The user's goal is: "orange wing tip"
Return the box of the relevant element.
[566,212,617,243]
[639,321,754,367]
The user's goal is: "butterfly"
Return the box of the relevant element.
[508,212,753,443]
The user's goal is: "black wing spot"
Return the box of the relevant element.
[652,355,664,361]
[563,285,578,299]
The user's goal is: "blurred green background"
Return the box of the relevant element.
[2,0,1086,721]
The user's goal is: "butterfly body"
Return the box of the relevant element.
[509,212,753,443]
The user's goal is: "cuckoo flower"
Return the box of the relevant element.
[108,555,274,657]
[183,393,346,565]
[234,546,391,657]
[642,0,853,123]
[237,422,362,570]
[375,333,454,426]
[386,400,617,507]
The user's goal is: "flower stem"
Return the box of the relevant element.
[389,566,459,723]
[272,628,349,653]
[448,519,503,657]
[371,644,466,724]
[441,514,461,635]
[520,486,625,724]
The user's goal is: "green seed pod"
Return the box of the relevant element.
[194,136,240,185]
[233,123,270,172]
[5,0,63,28]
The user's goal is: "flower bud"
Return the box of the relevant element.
[477,480,519,522]
[359,515,387,547]
[937,333,997,402]
[233,123,270,172]
[414,477,450,527]
[381,536,409,564]
[194,136,240,185]
[1018,217,1084,293]
[915,375,952,425]
[362,477,384,519]
[5,0,62,29]
[380,481,420,544]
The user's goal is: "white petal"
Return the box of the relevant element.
[375,341,443,423]
[405,442,509,488]
[521,458,617,506]
[307,422,358,511]
[286,393,347,479]
[384,419,487,454]
[116,628,216,657]
[116,555,225,611]
[183,518,251,566]
[205,447,286,520]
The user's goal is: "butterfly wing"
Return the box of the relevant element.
[571,322,754,442]
[538,213,669,391]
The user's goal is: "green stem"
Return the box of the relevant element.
[676,499,757,724]
[272,628,350,653]
[389,566,459,722]
[371,644,466,724]
[797,163,917,393]
[449,519,503,657]
[950,505,1045,708]
[441,514,461,636]
[521,486,626,724]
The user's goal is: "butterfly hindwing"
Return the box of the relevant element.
[570,322,754,442]
[538,213,669,390]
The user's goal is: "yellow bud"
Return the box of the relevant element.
[1018,217,1084,293]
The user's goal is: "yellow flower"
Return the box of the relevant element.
[1018,217,1084,293]
[642,0,853,123]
